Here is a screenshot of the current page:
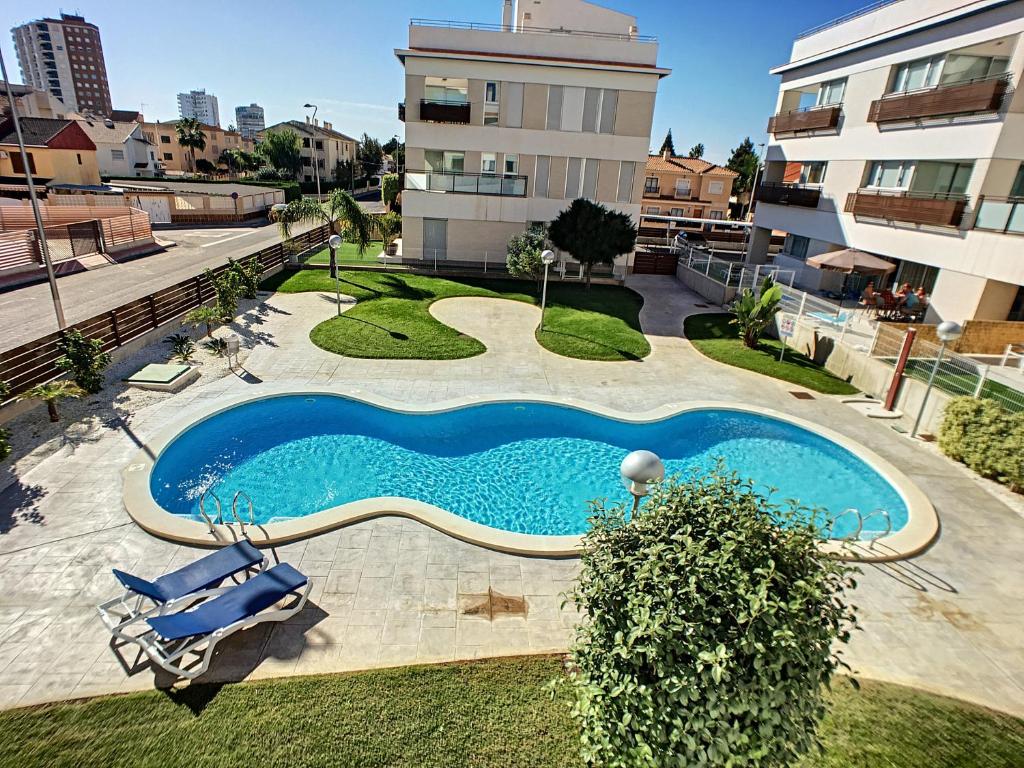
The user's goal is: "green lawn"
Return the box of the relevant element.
[684,313,860,395]
[305,240,385,266]
[262,270,651,361]
[1,657,1020,768]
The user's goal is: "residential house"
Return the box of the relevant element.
[396,0,669,269]
[75,117,160,177]
[0,81,69,119]
[640,152,737,237]
[750,0,1024,322]
[140,119,255,174]
[0,116,99,186]
[261,118,358,184]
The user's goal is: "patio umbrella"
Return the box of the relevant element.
[806,249,896,306]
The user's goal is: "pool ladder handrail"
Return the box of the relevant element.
[827,507,893,544]
[231,490,255,535]
[198,489,223,533]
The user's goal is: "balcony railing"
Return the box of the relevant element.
[410,18,657,42]
[419,98,471,124]
[757,182,821,208]
[405,170,528,197]
[398,102,406,122]
[867,74,1011,123]
[767,104,842,135]
[845,189,968,227]
[973,196,1024,235]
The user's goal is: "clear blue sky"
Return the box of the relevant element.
[3,0,869,164]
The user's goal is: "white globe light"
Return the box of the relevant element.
[620,449,665,496]
[541,249,556,265]
[328,234,343,248]
[936,320,963,343]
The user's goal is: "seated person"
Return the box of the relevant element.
[895,282,913,305]
[904,290,920,311]
[915,286,928,303]
[860,282,878,306]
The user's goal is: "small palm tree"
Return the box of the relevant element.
[19,381,85,422]
[272,190,372,277]
[730,276,783,349]
[183,305,220,338]
[175,118,207,174]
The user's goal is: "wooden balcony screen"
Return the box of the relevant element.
[767,105,841,134]
[867,77,1008,123]
[844,190,966,227]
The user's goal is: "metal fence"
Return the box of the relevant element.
[871,324,1024,413]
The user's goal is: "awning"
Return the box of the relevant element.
[806,248,896,275]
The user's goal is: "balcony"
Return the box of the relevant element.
[419,99,471,124]
[757,182,821,208]
[767,104,842,135]
[405,170,527,197]
[868,74,1010,123]
[398,102,405,122]
[973,196,1024,235]
[845,189,967,227]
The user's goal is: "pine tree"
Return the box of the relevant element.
[658,130,675,156]
[727,137,761,196]
[688,143,705,159]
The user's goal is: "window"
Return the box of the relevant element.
[111,148,124,161]
[866,160,914,189]
[481,153,497,174]
[709,210,724,220]
[644,176,659,194]
[484,81,499,125]
[76,153,82,165]
[315,140,323,151]
[816,78,846,106]
[617,161,635,203]
[708,180,725,195]
[10,151,36,175]
[910,161,973,196]
[163,152,172,160]
[546,85,563,130]
[1010,163,1024,197]
[890,55,944,93]
[799,162,827,185]
[302,157,311,167]
[669,207,683,217]
[302,137,310,148]
[485,82,499,103]
[503,154,518,175]
[675,178,692,197]
[582,158,599,199]
[535,156,550,197]
[565,157,583,198]
[160,135,170,143]
[785,234,810,259]
[645,206,661,214]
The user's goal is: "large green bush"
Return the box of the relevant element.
[56,329,111,394]
[939,396,1024,490]
[562,468,857,768]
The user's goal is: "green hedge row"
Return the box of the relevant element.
[939,396,1024,490]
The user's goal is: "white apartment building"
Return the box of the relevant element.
[235,103,265,139]
[75,117,160,178]
[177,89,220,127]
[750,0,1024,323]
[395,0,669,268]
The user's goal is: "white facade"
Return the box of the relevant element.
[177,89,220,127]
[751,0,1024,323]
[76,118,160,178]
[234,103,265,139]
[396,0,668,269]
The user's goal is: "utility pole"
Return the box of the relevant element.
[0,48,66,329]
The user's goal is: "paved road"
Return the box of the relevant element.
[0,220,316,352]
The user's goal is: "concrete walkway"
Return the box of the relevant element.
[0,275,1021,714]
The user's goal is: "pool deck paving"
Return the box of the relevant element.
[0,275,1021,715]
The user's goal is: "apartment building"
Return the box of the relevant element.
[177,89,220,127]
[750,0,1024,323]
[262,118,358,184]
[12,13,112,115]
[235,103,265,139]
[141,120,255,174]
[395,0,669,267]
[640,151,737,237]
[0,81,69,119]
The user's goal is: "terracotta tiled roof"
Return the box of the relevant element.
[645,154,738,177]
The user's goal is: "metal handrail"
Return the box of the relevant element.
[420,97,470,106]
[855,187,969,203]
[198,489,222,532]
[774,102,843,117]
[231,490,255,535]
[410,18,656,43]
[795,0,901,40]
[879,71,1012,100]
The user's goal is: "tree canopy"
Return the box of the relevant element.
[727,137,761,196]
[547,199,636,289]
[505,223,549,288]
[688,143,705,159]
[658,129,675,155]
[258,128,302,179]
[174,118,206,173]
[358,133,384,181]
[563,467,857,768]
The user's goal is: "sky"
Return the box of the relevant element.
[2,0,870,164]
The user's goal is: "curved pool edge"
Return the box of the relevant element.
[121,386,939,562]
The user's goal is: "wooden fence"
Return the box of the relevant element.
[0,224,330,400]
[99,209,153,250]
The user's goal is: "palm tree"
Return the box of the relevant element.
[273,188,372,253]
[175,118,207,174]
[18,380,85,422]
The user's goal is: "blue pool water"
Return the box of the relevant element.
[150,396,908,539]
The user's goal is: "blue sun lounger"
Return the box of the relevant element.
[97,539,268,640]
[135,563,310,679]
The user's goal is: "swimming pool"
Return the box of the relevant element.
[147,394,911,542]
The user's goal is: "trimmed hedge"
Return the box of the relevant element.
[939,396,1024,490]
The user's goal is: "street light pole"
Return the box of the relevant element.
[539,249,555,331]
[911,321,963,438]
[304,103,321,200]
[0,49,66,330]
[328,234,343,316]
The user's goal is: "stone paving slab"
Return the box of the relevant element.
[0,275,1021,715]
